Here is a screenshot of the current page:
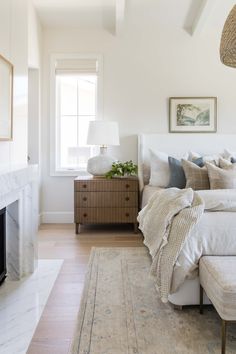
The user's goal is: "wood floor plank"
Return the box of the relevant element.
[33,320,76,340]
[27,339,71,354]
[27,223,143,353]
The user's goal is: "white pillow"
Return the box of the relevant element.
[223,149,236,160]
[188,151,201,161]
[149,150,189,187]
[189,151,223,165]
[149,150,170,188]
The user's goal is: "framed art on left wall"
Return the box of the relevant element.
[0,54,13,141]
[169,97,217,133]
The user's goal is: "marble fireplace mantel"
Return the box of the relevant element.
[0,164,39,280]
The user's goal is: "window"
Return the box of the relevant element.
[50,55,102,176]
[56,74,96,171]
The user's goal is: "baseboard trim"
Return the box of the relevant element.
[41,212,74,224]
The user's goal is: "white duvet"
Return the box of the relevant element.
[197,189,236,212]
[172,210,236,292]
[141,189,236,294]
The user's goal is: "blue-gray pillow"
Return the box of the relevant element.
[231,157,236,163]
[167,156,204,189]
[193,157,205,167]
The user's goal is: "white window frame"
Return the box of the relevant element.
[50,53,103,177]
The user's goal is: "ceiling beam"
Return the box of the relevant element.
[190,0,216,36]
[116,0,126,35]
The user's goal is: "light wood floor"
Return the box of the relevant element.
[27,224,143,354]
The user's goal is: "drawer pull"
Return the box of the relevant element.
[125,213,130,217]
[83,197,87,201]
[82,184,87,189]
[125,184,130,189]
[83,213,87,217]
[125,197,130,201]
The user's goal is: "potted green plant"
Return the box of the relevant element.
[105,161,138,179]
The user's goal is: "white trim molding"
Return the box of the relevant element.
[116,0,126,35]
[190,0,217,36]
[49,53,103,177]
[41,211,74,224]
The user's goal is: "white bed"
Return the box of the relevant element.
[138,133,236,306]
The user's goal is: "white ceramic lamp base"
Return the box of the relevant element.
[87,147,116,176]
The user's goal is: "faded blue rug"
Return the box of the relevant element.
[70,247,236,354]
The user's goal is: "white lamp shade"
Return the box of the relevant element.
[87,121,120,146]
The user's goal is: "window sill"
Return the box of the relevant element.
[50,169,91,177]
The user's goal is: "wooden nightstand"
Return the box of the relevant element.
[74,176,139,234]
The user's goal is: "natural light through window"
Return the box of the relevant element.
[56,74,97,171]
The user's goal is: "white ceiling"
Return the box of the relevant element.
[32,0,236,34]
[33,0,114,6]
[33,0,116,30]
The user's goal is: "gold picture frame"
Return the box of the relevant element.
[169,97,217,133]
[0,54,13,140]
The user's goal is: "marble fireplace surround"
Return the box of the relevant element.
[0,165,38,280]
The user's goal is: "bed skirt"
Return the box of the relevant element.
[168,277,211,306]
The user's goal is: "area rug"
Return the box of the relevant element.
[70,247,236,354]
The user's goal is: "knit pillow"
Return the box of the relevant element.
[182,159,210,190]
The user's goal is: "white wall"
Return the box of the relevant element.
[41,0,236,222]
[28,1,43,224]
[0,0,29,171]
[28,3,42,167]
[28,0,42,69]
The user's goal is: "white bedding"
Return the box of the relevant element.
[139,188,236,297]
[197,189,236,211]
[142,186,236,211]
[172,211,236,292]
[141,185,163,208]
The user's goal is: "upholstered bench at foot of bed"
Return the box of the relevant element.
[199,256,236,354]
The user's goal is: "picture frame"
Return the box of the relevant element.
[0,54,13,141]
[169,97,217,133]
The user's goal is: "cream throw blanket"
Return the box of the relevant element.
[138,188,204,303]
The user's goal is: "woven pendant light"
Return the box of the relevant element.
[220,5,236,68]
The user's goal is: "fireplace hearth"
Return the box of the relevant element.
[0,166,38,281]
[0,208,6,284]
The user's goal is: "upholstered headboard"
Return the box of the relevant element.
[138,134,236,191]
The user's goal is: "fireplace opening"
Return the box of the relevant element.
[0,208,6,284]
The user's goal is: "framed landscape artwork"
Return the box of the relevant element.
[0,54,13,140]
[169,97,217,133]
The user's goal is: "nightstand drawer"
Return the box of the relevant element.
[75,179,138,192]
[76,192,138,207]
[76,207,138,223]
[74,176,139,234]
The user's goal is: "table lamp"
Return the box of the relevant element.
[87,120,120,176]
